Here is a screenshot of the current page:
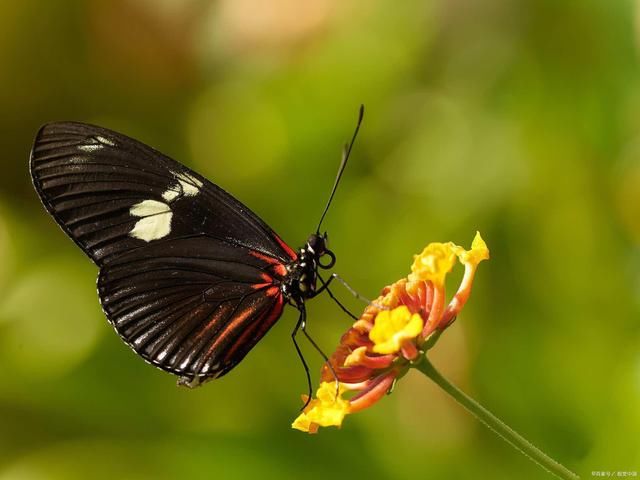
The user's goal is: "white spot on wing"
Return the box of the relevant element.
[96,135,115,146]
[159,171,203,203]
[128,171,203,242]
[129,199,173,242]
[162,188,180,202]
[174,171,203,196]
[130,200,170,217]
[78,144,103,152]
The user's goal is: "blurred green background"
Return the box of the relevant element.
[0,0,638,478]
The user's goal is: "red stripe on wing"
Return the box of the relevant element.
[265,286,280,297]
[223,293,285,362]
[204,301,260,358]
[274,234,297,261]
[273,263,287,277]
[195,302,235,340]
[249,250,290,279]
[249,250,282,266]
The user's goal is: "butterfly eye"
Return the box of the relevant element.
[318,250,336,269]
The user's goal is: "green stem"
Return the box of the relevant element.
[415,356,580,480]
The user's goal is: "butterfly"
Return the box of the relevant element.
[30,106,364,391]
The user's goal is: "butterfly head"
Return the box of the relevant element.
[306,232,335,270]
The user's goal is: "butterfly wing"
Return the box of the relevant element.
[30,122,296,266]
[30,122,297,382]
[97,236,286,381]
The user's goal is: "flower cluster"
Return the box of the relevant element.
[292,232,489,433]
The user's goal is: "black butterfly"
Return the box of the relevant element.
[29,106,364,391]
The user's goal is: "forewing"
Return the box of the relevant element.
[29,121,297,267]
[98,236,286,380]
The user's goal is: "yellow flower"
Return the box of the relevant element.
[292,382,351,433]
[293,232,489,433]
[409,242,458,287]
[369,306,424,354]
[410,232,489,287]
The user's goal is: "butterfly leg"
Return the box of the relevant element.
[314,273,373,306]
[317,273,358,320]
[300,323,341,399]
[291,304,313,410]
[292,304,341,407]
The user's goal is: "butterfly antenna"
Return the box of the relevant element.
[316,104,365,234]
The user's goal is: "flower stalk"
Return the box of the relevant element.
[415,356,580,480]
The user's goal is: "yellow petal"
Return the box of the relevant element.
[370,306,424,354]
[291,382,350,433]
[291,410,314,432]
[344,346,368,367]
[458,231,490,266]
[409,242,458,287]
